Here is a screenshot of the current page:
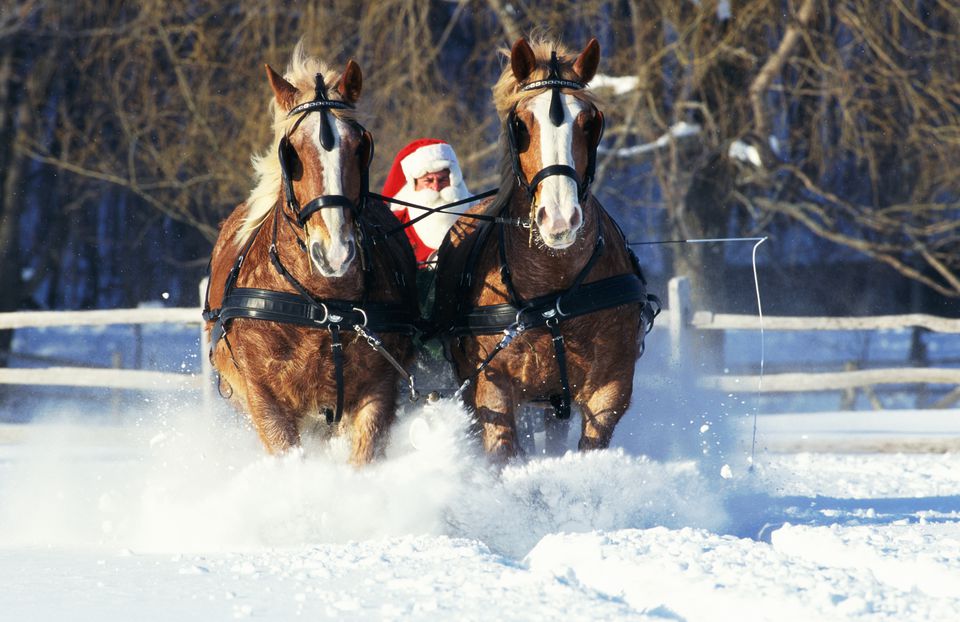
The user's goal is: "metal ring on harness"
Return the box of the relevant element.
[312,301,330,324]
[352,306,369,327]
[554,296,570,318]
[515,305,534,330]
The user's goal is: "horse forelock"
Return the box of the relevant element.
[491,35,598,121]
[236,40,362,244]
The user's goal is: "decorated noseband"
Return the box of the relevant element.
[278,73,374,228]
[508,51,604,202]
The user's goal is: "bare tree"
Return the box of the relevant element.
[9,0,960,321]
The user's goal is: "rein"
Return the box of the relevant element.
[368,54,604,242]
[366,188,527,242]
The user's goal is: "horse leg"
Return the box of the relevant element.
[349,394,395,466]
[578,380,632,451]
[473,375,520,460]
[246,384,300,454]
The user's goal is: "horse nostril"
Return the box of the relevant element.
[569,208,582,229]
[310,241,324,266]
[536,207,549,227]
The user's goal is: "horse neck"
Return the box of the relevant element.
[500,190,602,297]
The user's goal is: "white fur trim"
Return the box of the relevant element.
[400,143,463,187]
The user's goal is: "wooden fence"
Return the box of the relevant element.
[664,276,960,407]
[0,276,958,408]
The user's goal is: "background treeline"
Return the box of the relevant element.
[1,1,958,331]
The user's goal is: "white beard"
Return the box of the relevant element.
[392,182,472,250]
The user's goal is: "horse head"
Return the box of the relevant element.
[265,59,373,277]
[503,37,604,249]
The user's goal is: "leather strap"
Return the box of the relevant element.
[451,273,650,335]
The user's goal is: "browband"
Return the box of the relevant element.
[287,99,353,117]
[520,78,584,92]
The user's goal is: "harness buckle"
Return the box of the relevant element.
[328,324,343,347]
[500,321,524,349]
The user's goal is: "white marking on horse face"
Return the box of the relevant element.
[529,91,586,249]
[304,113,355,277]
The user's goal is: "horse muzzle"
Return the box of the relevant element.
[309,237,356,277]
[535,203,582,249]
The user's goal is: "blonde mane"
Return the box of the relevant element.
[237,41,360,243]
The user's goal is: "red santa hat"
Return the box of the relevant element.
[381,138,464,197]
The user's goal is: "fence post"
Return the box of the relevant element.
[199,278,214,412]
[668,276,693,370]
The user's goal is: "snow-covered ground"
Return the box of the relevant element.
[2,393,959,621]
[2,322,959,620]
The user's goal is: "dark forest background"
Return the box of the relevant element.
[1,1,959,357]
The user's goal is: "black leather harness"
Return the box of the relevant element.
[446,54,659,418]
[203,78,418,424]
[447,200,660,420]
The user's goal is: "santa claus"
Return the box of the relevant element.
[381,138,473,266]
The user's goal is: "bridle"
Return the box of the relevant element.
[506,51,605,204]
[204,75,420,425]
[277,74,374,229]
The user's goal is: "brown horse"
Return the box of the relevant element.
[203,44,418,464]
[433,36,658,460]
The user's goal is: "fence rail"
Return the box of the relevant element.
[0,277,957,406]
[0,366,202,391]
[663,276,960,402]
[0,307,198,330]
[0,287,207,395]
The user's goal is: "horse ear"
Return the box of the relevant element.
[573,38,600,84]
[265,64,298,111]
[337,59,363,104]
[510,38,537,83]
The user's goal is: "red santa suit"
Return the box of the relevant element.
[381,139,472,266]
